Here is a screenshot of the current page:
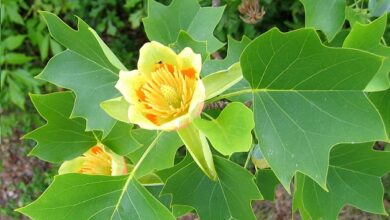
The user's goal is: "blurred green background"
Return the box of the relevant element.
[1,0,389,219]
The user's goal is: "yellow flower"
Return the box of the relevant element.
[115,41,204,131]
[58,145,127,176]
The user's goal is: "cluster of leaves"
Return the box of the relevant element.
[13,0,390,220]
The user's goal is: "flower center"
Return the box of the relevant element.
[160,84,181,108]
[136,64,196,125]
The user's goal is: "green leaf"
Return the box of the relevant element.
[39,34,50,61]
[40,11,126,72]
[255,169,279,201]
[162,156,262,220]
[143,0,225,53]
[202,36,251,76]
[37,50,119,136]
[128,130,182,178]
[369,89,390,139]
[369,0,390,17]
[202,62,243,100]
[17,174,175,220]
[240,28,387,190]
[193,102,254,155]
[24,92,96,163]
[169,31,209,62]
[4,53,33,64]
[343,14,390,92]
[300,0,346,40]
[8,78,25,109]
[101,97,130,123]
[101,122,142,156]
[4,35,26,50]
[293,142,390,219]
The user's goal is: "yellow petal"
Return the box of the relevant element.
[115,70,144,104]
[188,80,206,118]
[58,157,86,175]
[138,41,178,76]
[178,47,202,77]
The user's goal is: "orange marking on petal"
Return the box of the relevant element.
[146,113,158,124]
[166,64,174,74]
[91,146,103,154]
[136,88,146,101]
[181,67,196,79]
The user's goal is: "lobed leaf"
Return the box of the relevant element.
[143,0,225,53]
[24,92,96,163]
[240,28,387,190]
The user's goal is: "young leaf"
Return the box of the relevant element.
[37,50,119,137]
[193,102,254,155]
[143,0,225,53]
[128,130,183,178]
[343,14,390,92]
[162,156,262,220]
[4,35,26,50]
[240,28,387,190]
[293,142,390,219]
[24,92,96,162]
[369,89,390,139]
[202,36,251,76]
[17,174,175,220]
[300,0,346,40]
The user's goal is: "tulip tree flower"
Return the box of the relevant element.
[114,41,218,180]
[102,41,243,180]
[59,145,127,176]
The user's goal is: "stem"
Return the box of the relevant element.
[113,131,162,210]
[129,131,163,179]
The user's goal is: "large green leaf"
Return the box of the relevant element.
[370,89,390,139]
[143,0,225,53]
[40,11,126,72]
[37,50,119,136]
[162,156,262,220]
[293,142,390,219]
[193,102,254,155]
[343,14,390,92]
[240,28,387,190]
[202,36,251,76]
[17,174,175,220]
[24,92,97,163]
[39,12,126,136]
[300,0,346,40]
[127,130,183,178]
